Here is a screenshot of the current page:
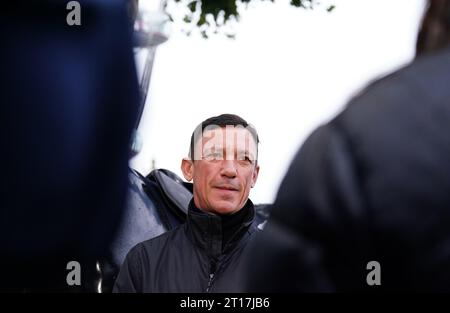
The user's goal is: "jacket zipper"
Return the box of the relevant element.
[206,258,219,293]
[206,273,215,292]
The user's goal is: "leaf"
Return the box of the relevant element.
[187,0,197,13]
[183,15,192,23]
[197,14,207,26]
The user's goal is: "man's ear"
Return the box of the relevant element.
[251,164,260,188]
[181,158,194,182]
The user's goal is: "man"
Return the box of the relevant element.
[114,114,260,292]
[245,0,450,292]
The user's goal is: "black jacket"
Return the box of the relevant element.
[113,199,258,292]
[245,47,450,292]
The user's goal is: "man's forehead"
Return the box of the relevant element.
[201,127,255,141]
[200,127,256,151]
[190,124,258,161]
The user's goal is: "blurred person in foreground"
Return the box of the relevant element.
[245,0,450,292]
[1,0,139,291]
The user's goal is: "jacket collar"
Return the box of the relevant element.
[185,199,255,258]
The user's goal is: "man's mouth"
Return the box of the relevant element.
[214,185,239,191]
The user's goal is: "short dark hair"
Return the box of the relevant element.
[416,0,450,55]
[189,114,259,161]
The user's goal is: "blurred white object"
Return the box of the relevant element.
[134,10,171,47]
[130,3,172,158]
[130,129,143,156]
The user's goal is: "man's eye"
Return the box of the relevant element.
[204,152,222,160]
[237,153,251,162]
[239,155,253,164]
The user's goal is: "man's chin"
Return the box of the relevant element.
[209,200,241,215]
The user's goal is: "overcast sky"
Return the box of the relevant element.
[131,0,426,204]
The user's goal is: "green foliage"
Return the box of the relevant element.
[169,0,335,38]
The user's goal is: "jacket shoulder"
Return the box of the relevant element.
[134,224,187,253]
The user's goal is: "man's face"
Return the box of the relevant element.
[181,126,259,215]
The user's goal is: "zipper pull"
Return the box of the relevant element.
[206,273,215,292]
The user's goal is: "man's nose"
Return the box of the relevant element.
[220,160,237,178]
